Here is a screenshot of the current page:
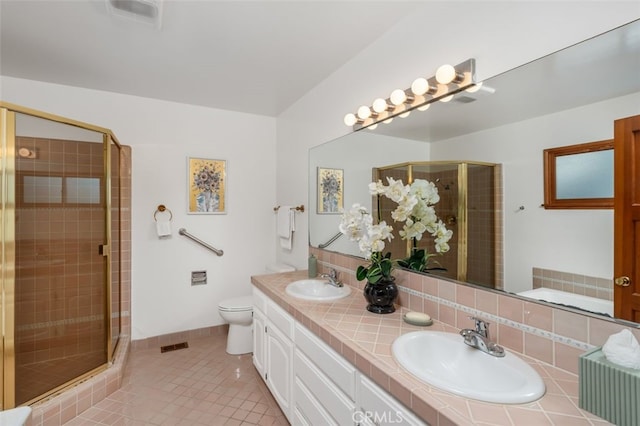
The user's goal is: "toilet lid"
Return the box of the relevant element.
[219,295,253,312]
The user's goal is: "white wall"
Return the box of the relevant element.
[275,2,640,269]
[1,77,277,339]
[309,132,429,256]
[432,92,640,293]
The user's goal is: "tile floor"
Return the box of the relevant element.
[63,335,288,425]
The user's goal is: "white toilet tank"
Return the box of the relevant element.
[265,263,295,273]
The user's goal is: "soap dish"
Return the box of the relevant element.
[403,312,433,327]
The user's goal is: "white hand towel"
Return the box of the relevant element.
[156,220,172,238]
[277,207,295,250]
[602,329,640,369]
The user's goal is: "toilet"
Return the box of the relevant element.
[218,263,295,355]
[0,406,31,425]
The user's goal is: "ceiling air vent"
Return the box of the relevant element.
[106,0,163,29]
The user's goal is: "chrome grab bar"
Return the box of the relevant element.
[318,232,342,249]
[178,228,223,256]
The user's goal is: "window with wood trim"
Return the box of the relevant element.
[543,139,613,209]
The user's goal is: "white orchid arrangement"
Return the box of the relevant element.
[370,177,452,253]
[339,177,453,283]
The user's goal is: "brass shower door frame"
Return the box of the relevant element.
[0,102,122,409]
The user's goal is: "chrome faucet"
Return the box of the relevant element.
[319,268,343,287]
[459,317,505,357]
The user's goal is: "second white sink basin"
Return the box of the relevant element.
[392,331,545,404]
[286,279,351,301]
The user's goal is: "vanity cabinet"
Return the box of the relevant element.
[252,288,294,422]
[253,285,423,425]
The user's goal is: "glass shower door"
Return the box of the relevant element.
[12,112,109,405]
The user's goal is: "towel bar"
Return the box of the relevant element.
[178,228,223,256]
[273,204,305,212]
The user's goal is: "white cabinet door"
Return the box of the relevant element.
[266,319,293,420]
[252,307,266,378]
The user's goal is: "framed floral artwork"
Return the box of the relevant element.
[317,167,343,214]
[188,157,226,214]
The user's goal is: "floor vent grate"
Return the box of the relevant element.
[160,342,189,353]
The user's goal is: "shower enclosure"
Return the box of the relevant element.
[373,161,502,289]
[0,102,128,408]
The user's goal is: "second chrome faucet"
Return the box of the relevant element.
[460,316,505,357]
[319,268,343,287]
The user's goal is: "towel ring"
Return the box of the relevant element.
[154,204,173,221]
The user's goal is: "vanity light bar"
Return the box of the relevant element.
[344,58,477,130]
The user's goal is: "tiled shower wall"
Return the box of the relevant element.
[14,135,131,411]
[466,164,498,288]
[312,247,637,376]
[15,138,106,380]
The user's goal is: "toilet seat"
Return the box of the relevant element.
[218,295,253,312]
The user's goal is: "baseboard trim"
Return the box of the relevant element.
[131,324,229,351]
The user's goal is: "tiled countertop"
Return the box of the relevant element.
[252,271,611,426]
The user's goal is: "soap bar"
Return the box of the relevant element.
[403,311,433,326]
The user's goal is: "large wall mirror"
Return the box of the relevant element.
[309,19,640,323]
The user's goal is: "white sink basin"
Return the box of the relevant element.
[286,279,351,301]
[392,331,545,404]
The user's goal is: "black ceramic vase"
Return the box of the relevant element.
[363,277,398,314]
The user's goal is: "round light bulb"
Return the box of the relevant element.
[399,111,411,118]
[357,105,371,120]
[436,64,456,84]
[372,98,389,113]
[343,113,357,126]
[417,103,431,111]
[383,118,394,124]
[368,124,378,130]
[390,89,407,106]
[440,94,454,103]
[411,77,428,96]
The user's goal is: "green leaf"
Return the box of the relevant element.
[380,259,393,277]
[356,265,368,281]
[367,271,382,284]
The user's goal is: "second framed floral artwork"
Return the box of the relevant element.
[188,157,226,214]
[317,167,343,214]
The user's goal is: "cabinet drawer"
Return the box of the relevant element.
[294,377,337,426]
[358,375,426,426]
[295,323,356,399]
[266,298,294,339]
[295,350,355,426]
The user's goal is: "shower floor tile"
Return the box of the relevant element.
[63,335,288,425]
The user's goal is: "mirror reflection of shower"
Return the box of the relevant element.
[435,178,457,226]
[373,161,501,290]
